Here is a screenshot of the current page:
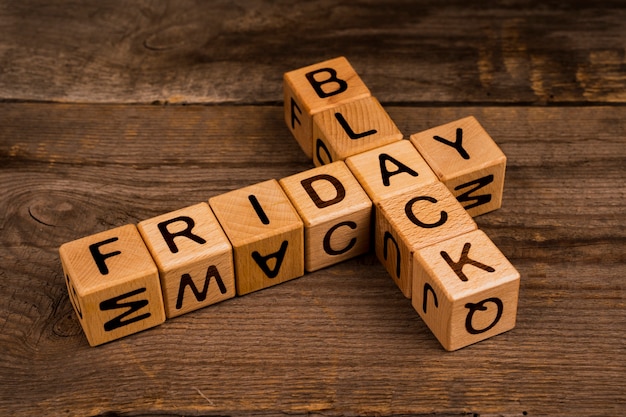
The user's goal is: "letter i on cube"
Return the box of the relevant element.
[209,179,304,296]
[412,229,520,351]
[59,225,166,346]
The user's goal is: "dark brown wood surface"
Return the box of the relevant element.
[1,2,624,417]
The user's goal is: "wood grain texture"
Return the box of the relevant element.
[1,103,624,416]
[1,1,625,104]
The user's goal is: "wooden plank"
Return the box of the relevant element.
[1,1,625,104]
[0,103,624,416]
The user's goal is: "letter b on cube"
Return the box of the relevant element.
[284,56,371,158]
[412,229,520,351]
[59,225,166,346]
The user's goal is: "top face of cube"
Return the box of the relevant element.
[59,224,158,294]
[415,229,520,301]
[346,140,439,203]
[137,202,231,272]
[209,179,303,245]
[410,116,506,181]
[279,161,371,227]
[313,96,403,164]
[377,181,477,250]
[283,56,371,115]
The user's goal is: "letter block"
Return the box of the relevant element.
[280,161,372,272]
[59,224,166,346]
[375,181,477,299]
[137,203,235,319]
[345,140,439,204]
[312,96,403,166]
[410,116,507,217]
[412,229,520,351]
[209,179,304,296]
[284,56,371,158]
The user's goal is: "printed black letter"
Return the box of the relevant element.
[290,97,302,129]
[89,237,121,275]
[248,195,270,225]
[305,67,348,98]
[433,128,470,160]
[252,240,289,278]
[422,282,439,313]
[383,231,401,279]
[465,298,503,334]
[334,112,377,140]
[100,288,151,332]
[315,138,333,166]
[440,242,495,282]
[404,196,447,229]
[379,153,419,187]
[157,216,207,254]
[175,265,227,310]
[454,174,494,210]
[323,221,357,255]
[300,174,346,209]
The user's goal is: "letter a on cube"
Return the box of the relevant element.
[280,161,372,272]
[412,229,520,351]
[59,224,166,346]
[284,56,371,158]
[209,179,304,296]
[138,203,235,319]
[410,116,507,217]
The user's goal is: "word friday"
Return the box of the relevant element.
[59,56,520,351]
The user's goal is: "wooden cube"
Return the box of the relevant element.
[280,161,372,272]
[412,229,520,351]
[375,181,477,298]
[284,56,371,158]
[345,139,439,204]
[410,116,507,217]
[209,179,304,296]
[59,224,166,346]
[137,203,235,319]
[312,96,403,166]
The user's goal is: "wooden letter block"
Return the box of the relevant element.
[375,181,477,299]
[312,96,403,166]
[345,139,439,204]
[410,116,507,217]
[279,161,372,272]
[59,224,166,346]
[209,179,304,296]
[412,229,520,351]
[137,203,235,319]
[284,56,371,158]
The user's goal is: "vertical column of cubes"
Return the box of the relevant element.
[59,225,166,346]
[410,116,507,217]
[412,229,520,351]
[137,203,235,319]
[280,161,372,272]
[284,56,402,165]
[209,179,304,296]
